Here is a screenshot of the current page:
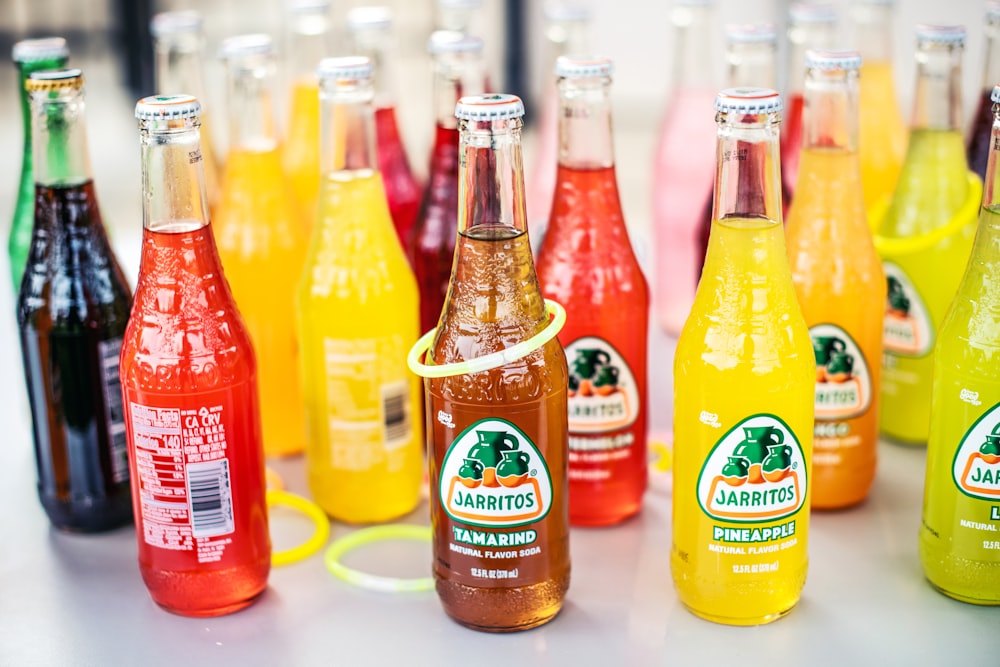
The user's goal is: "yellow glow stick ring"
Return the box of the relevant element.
[267,490,331,567]
[324,524,434,593]
[407,299,566,378]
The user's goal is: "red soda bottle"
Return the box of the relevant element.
[121,95,270,617]
[536,56,649,525]
[411,30,485,335]
[967,3,1000,181]
[347,6,422,251]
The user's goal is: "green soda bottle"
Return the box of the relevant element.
[8,37,69,293]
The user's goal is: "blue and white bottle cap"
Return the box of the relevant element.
[150,10,202,37]
[287,0,331,13]
[726,22,778,44]
[915,24,966,45]
[219,33,274,59]
[347,6,392,31]
[544,2,591,22]
[714,87,783,115]
[135,94,202,121]
[788,3,837,24]
[427,30,483,54]
[805,49,862,71]
[455,93,524,121]
[555,55,613,78]
[12,37,68,63]
[317,56,373,81]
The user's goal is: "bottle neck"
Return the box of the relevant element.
[911,42,964,131]
[983,17,1000,92]
[225,55,279,151]
[351,31,396,108]
[727,42,777,89]
[433,51,484,129]
[557,76,614,169]
[787,23,836,95]
[803,69,859,152]
[287,12,330,82]
[712,110,783,223]
[140,118,211,233]
[458,117,527,236]
[851,3,894,64]
[154,33,207,100]
[31,86,93,186]
[320,79,378,175]
[18,57,68,161]
[671,4,713,88]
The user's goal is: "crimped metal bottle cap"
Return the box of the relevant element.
[219,33,274,59]
[150,10,202,37]
[13,37,68,63]
[554,55,613,78]
[544,2,591,21]
[455,93,524,121]
[427,30,483,55]
[805,49,862,71]
[287,0,331,13]
[316,56,373,81]
[788,3,837,24]
[915,24,966,45]
[714,87,783,114]
[135,94,201,121]
[346,6,392,31]
[26,67,83,92]
[725,22,778,44]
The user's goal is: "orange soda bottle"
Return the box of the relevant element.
[214,34,307,457]
[785,50,883,509]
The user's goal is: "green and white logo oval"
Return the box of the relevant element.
[952,401,1000,501]
[697,413,808,524]
[565,336,640,434]
[439,418,553,529]
[883,262,933,357]
[810,323,873,420]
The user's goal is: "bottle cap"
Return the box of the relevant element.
[988,2,1000,20]
[991,84,1000,104]
[438,0,482,8]
[219,33,274,59]
[805,49,862,71]
[26,67,83,92]
[915,24,966,45]
[12,37,68,63]
[555,55,613,78]
[346,6,392,32]
[714,87,783,114]
[135,94,202,121]
[427,30,483,55]
[544,2,591,22]
[454,93,524,121]
[725,22,778,44]
[286,0,330,13]
[316,56,374,81]
[788,3,837,24]
[150,10,202,37]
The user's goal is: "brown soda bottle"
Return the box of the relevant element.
[425,93,570,632]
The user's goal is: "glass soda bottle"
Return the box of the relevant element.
[695,23,791,281]
[536,56,649,526]
[673,87,814,625]
[346,7,422,252]
[298,57,423,523]
[785,50,883,509]
[851,0,907,212]
[121,94,271,617]
[282,0,331,230]
[411,31,485,336]
[919,83,1000,606]
[780,3,838,199]
[966,2,1000,182]
[9,37,69,293]
[525,2,590,251]
[18,68,133,533]
[150,10,221,217]
[214,34,307,458]
[425,93,570,631]
[652,0,719,336]
[435,0,482,32]
[877,25,977,445]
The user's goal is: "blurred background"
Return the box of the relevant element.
[0,0,987,288]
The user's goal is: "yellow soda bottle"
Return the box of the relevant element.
[876,25,980,445]
[297,57,422,523]
[282,0,330,231]
[850,0,907,212]
[215,35,307,457]
[919,83,1000,605]
[673,88,814,625]
[785,51,884,509]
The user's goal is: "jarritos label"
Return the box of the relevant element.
[883,262,933,357]
[810,324,873,420]
[952,402,1000,500]
[566,337,639,435]
[440,418,552,528]
[697,414,808,523]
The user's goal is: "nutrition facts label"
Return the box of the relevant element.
[130,403,235,561]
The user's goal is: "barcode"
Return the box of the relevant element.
[187,459,235,538]
[98,338,130,484]
[382,383,410,446]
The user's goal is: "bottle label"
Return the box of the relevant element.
[566,336,640,435]
[323,337,413,471]
[882,261,934,357]
[953,402,1000,501]
[97,337,130,484]
[129,402,237,562]
[809,324,873,420]
[697,414,808,523]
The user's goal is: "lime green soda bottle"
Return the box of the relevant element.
[875,25,981,444]
[918,83,1000,605]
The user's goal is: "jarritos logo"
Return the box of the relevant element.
[883,262,933,357]
[697,414,808,523]
[811,324,873,420]
[952,404,1000,500]
[566,337,639,434]
[439,418,553,528]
